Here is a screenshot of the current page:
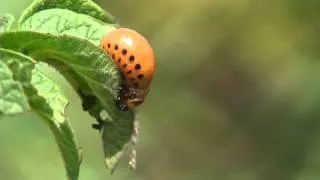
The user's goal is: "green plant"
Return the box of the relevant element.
[0,0,138,180]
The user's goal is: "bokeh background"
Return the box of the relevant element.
[1,0,320,180]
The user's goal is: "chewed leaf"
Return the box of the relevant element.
[102,110,135,171]
[19,9,116,46]
[18,0,115,25]
[0,49,81,180]
[0,14,15,33]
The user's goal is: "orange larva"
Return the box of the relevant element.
[100,28,156,110]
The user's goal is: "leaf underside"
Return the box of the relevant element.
[102,113,134,172]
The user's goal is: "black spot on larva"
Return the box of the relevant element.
[107,43,110,48]
[112,54,115,59]
[115,45,118,50]
[122,49,127,55]
[129,55,135,62]
[123,64,127,68]
[137,74,144,79]
[135,64,141,70]
[126,70,132,74]
[129,77,135,81]
[117,58,121,63]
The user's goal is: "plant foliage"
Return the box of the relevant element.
[0,0,137,179]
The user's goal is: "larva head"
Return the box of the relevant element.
[125,87,150,109]
[100,28,155,109]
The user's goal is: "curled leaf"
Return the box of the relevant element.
[19,8,116,45]
[19,0,115,25]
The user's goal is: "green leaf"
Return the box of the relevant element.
[19,0,115,26]
[0,31,122,114]
[19,8,116,46]
[0,31,136,170]
[0,14,15,33]
[31,66,82,180]
[0,49,81,180]
[101,111,135,171]
[0,48,31,115]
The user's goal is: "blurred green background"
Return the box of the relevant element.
[1,0,320,180]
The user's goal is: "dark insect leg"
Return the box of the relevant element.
[116,98,129,111]
[91,117,104,131]
[115,85,129,111]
